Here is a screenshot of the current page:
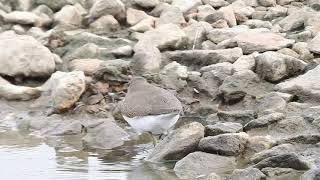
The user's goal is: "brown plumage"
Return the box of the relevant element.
[120,77,182,118]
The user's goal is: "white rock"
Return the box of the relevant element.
[54,5,82,27]
[0,33,55,77]
[89,15,120,32]
[88,0,125,21]
[3,11,41,25]
[126,8,150,26]
[172,0,203,14]
[133,0,159,8]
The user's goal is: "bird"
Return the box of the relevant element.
[119,76,183,146]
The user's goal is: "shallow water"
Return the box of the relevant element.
[0,129,179,180]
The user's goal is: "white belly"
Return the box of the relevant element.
[123,113,180,135]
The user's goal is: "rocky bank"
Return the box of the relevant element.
[1,0,320,179]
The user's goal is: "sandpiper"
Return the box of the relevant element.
[119,76,182,145]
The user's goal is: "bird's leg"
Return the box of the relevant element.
[148,131,157,147]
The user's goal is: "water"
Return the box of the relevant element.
[0,101,179,180]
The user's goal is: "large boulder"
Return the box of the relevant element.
[146,122,204,162]
[174,151,236,179]
[234,32,295,54]
[0,76,41,101]
[255,51,307,83]
[276,65,320,102]
[0,33,55,77]
[33,71,86,113]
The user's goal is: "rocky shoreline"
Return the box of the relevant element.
[1,0,320,179]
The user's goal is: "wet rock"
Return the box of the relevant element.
[146,122,204,162]
[87,0,125,21]
[34,71,86,113]
[165,48,243,66]
[0,32,55,77]
[40,120,83,136]
[0,76,41,101]
[234,31,295,54]
[54,5,82,27]
[244,113,285,132]
[218,70,261,104]
[276,65,320,102]
[199,132,249,156]
[218,110,257,125]
[83,118,129,149]
[156,6,186,27]
[300,168,320,180]
[89,15,120,32]
[133,0,159,8]
[262,167,304,179]
[253,153,310,170]
[205,122,243,136]
[174,151,236,179]
[231,167,267,180]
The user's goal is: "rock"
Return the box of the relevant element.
[0,33,55,78]
[172,0,203,14]
[146,122,204,162]
[111,45,133,57]
[293,42,314,62]
[130,18,155,32]
[87,0,125,21]
[206,25,250,44]
[54,5,82,27]
[131,45,161,74]
[205,122,243,136]
[183,21,212,49]
[94,59,130,82]
[276,134,320,145]
[231,167,267,180]
[276,65,320,102]
[64,43,100,61]
[40,119,83,136]
[218,110,257,125]
[133,0,159,8]
[137,23,187,51]
[68,59,103,76]
[234,32,295,54]
[202,0,229,8]
[253,153,310,170]
[255,51,307,83]
[233,54,256,72]
[83,118,129,149]
[0,76,41,101]
[34,71,86,113]
[300,168,320,180]
[197,5,215,21]
[258,0,276,7]
[251,144,295,163]
[34,0,74,11]
[264,5,288,20]
[245,136,275,157]
[165,48,243,66]
[218,70,261,104]
[277,8,311,32]
[3,11,41,25]
[160,61,188,90]
[174,151,236,179]
[244,113,285,131]
[126,8,150,26]
[199,132,249,156]
[156,6,186,27]
[243,19,272,29]
[89,15,120,32]
[308,34,320,54]
[200,62,234,81]
[256,92,287,113]
[262,167,304,179]
[219,6,237,27]
[207,172,222,180]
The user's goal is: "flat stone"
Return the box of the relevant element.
[205,122,243,136]
[251,144,295,163]
[231,167,267,180]
[218,110,258,125]
[244,113,285,132]
[174,151,236,179]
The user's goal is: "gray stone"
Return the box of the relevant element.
[64,43,100,61]
[33,71,86,113]
[293,42,314,62]
[83,118,129,149]
[111,45,133,57]
[231,167,267,180]
[196,5,215,22]
[277,48,300,59]
[251,144,295,163]
[244,113,285,131]
[262,167,304,180]
[174,151,236,179]
[146,122,204,162]
[258,0,276,7]
[233,54,256,72]
[218,110,258,125]
[54,5,82,27]
[234,32,295,54]
[253,153,310,170]
[277,8,311,32]
[3,11,41,25]
[206,25,250,44]
[276,134,320,145]
[264,5,288,20]
[300,168,320,180]
[89,15,120,32]
[126,8,150,26]
[207,172,222,180]
[68,59,103,76]
[172,0,203,14]
[94,59,130,82]
[87,0,125,21]
[205,122,243,136]
[255,51,307,83]
[219,6,237,27]
[202,0,229,8]
[308,34,320,54]
[276,65,320,102]
[199,132,249,156]
[156,6,186,27]
[183,21,212,49]
[133,0,159,8]
[243,19,272,29]
[34,0,74,11]
[0,32,55,77]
